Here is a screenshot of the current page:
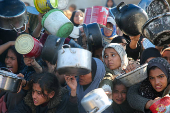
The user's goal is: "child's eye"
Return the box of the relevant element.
[112,54,115,57]
[104,55,108,58]
[149,77,154,80]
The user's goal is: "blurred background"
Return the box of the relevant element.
[21,0,141,10]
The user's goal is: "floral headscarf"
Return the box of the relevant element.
[102,43,128,75]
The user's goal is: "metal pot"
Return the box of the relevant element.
[0,0,27,33]
[138,0,170,19]
[110,2,148,36]
[116,63,148,87]
[81,88,113,113]
[41,35,65,65]
[0,70,22,93]
[82,23,103,50]
[57,44,92,76]
[142,12,170,46]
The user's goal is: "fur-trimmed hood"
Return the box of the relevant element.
[24,87,68,113]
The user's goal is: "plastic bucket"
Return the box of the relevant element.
[42,9,74,38]
[15,34,43,58]
[83,7,92,24]
[34,0,58,13]
[90,6,109,26]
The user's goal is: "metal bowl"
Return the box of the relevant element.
[81,88,112,113]
[116,63,148,87]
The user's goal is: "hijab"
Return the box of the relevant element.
[101,25,117,38]
[105,0,116,7]
[76,57,106,113]
[139,57,170,99]
[102,43,128,75]
[70,10,83,27]
[140,47,161,65]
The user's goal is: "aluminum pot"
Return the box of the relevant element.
[138,0,170,19]
[0,0,27,33]
[41,35,65,65]
[142,12,170,46]
[0,70,22,93]
[57,44,92,76]
[110,2,148,36]
[81,88,113,113]
[116,63,148,87]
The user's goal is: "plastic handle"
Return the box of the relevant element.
[89,107,99,113]
[11,23,27,34]
[117,2,125,12]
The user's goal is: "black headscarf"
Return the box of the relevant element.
[140,47,161,65]
[139,57,170,99]
[111,36,127,44]
[70,10,83,27]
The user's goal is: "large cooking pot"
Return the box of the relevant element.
[116,63,148,87]
[0,70,22,93]
[41,35,65,64]
[142,12,170,46]
[109,2,148,36]
[81,88,113,113]
[57,44,92,76]
[0,0,27,33]
[82,23,103,50]
[138,0,170,19]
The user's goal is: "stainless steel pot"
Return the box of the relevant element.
[116,63,148,87]
[57,44,92,76]
[109,2,148,36]
[0,70,22,93]
[138,0,170,19]
[81,88,113,113]
[0,0,27,33]
[142,12,170,46]
[41,35,65,65]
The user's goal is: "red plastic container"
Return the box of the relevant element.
[149,96,170,113]
[15,34,43,58]
[83,7,92,24]
[90,6,109,26]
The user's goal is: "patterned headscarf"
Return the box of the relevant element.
[102,43,128,75]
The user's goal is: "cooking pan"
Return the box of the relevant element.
[41,35,65,64]
[142,12,170,46]
[57,44,92,76]
[138,0,170,19]
[0,0,27,33]
[0,70,22,93]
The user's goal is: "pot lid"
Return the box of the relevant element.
[15,34,34,55]
[26,6,39,15]
[0,0,26,17]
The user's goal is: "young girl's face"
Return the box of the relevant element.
[149,67,167,92]
[32,83,54,106]
[104,48,121,70]
[74,11,83,25]
[112,84,127,104]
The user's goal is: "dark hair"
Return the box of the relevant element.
[31,72,60,98]
[106,0,116,7]
[112,79,127,92]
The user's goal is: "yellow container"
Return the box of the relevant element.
[34,0,58,13]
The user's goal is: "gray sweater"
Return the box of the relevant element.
[127,83,151,113]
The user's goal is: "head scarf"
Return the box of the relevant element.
[76,58,105,113]
[139,57,170,99]
[111,36,127,44]
[105,0,116,7]
[70,10,83,27]
[140,47,161,65]
[102,43,128,75]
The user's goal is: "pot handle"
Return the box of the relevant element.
[62,44,76,54]
[117,2,126,12]
[88,107,99,113]
[0,67,12,72]
[11,23,27,34]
